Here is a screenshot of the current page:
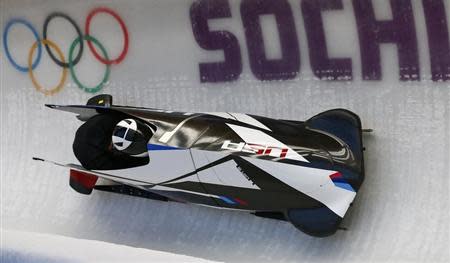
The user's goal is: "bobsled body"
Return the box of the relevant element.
[42,95,366,237]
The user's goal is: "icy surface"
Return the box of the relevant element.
[1,0,449,262]
[1,229,214,262]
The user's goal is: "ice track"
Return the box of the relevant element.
[1,0,449,262]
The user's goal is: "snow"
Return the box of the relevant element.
[1,229,214,263]
[1,0,449,262]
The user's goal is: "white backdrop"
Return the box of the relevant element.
[1,0,449,262]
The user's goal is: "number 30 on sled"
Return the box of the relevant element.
[35,94,371,237]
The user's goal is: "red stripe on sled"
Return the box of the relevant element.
[329,172,342,179]
[234,197,248,206]
[70,169,98,189]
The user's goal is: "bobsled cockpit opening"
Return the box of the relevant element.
[73,113,154,170]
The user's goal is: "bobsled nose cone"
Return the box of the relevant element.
[287,206,343,237]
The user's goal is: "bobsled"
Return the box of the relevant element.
[35,94,369,237]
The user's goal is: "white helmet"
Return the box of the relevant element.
[112,119,150,155]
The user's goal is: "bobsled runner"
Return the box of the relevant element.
[35,94,369,237]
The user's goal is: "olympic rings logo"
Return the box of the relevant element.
[3,7,129,95]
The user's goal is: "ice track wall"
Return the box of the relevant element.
[1,0,449,262]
